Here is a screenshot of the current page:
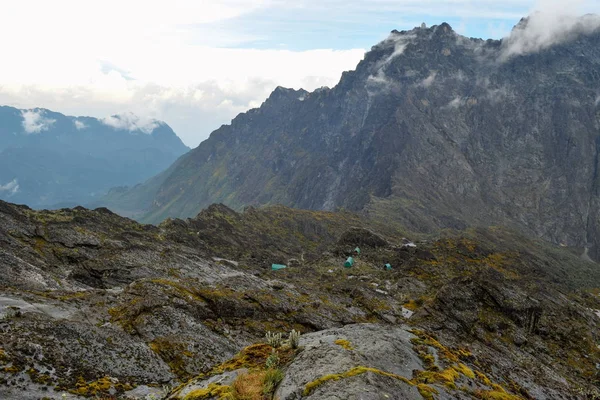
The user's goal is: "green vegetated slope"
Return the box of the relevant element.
[0,200,599,399]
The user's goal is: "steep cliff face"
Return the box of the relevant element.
[110,18,600,258]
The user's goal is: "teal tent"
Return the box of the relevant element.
[271,264,287,271]
[354,247,361,255]
[385,263,392,271]
[344,257,354,268]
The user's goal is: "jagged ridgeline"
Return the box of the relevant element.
[101,17,600,262]
[1,200,599,399]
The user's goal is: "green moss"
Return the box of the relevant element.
[262,368,284,396]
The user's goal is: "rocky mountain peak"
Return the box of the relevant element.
[100,16,600,263]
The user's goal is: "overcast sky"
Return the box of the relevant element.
[1,0,599,147]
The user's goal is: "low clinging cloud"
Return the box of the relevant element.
[0,179,20,196]
[101,113,161,134]
[500,12,600,60]
[21,110,56,134]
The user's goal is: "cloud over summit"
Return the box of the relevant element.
[21,110,55,134]
[101,112,161,134]
[501,11,600,59]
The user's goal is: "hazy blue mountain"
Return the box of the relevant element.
[0,106,189,208]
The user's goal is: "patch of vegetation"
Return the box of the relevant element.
[68,376,133,397]
[334,339,354,351]
[417,383,439,400]
[474,385,523,400]
[208,343,297,378]
[303,366,412,396]
[149,338,195,381]
[183,383,232,400]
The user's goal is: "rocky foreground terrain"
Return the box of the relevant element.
[1,200,599,399]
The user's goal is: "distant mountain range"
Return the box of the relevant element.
[100,16,600,261]
[0,106,189,209]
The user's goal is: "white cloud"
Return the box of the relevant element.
[0,179,20,195]
[500,8,600,60]
[446,96,466,108]
[21,110,55,134]
[101,112,160,134]
[74,120,87,130]
[0,46,363,146]
[421,72,437,88]
[1,0,599,146]
[595,95,600,106]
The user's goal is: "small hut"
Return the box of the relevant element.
[344,257,354,268]
[271,264,287,271]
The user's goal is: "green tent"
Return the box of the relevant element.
[354,247,361,255]
[271,264,287,271]
[385,263,392,271]
[344,257,354,268]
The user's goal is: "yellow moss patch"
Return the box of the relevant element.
[417,383,439,400]
[334,339,354,351]
[403,300,419,311]
[69,376,133,397]
[453,363,475,379]
[475,370,493,386]
[57,291,88,301]
[482,253,520,279]
[414,367,460,389]
[409,330,468,363]
[474,386,523,400]
[151,279,207,302]
[183,383,232,400]
[0,348,7,363]
[418,353,436,370]
[3,365,20,374]
[303,366,412,396]
[33,237,48,256]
